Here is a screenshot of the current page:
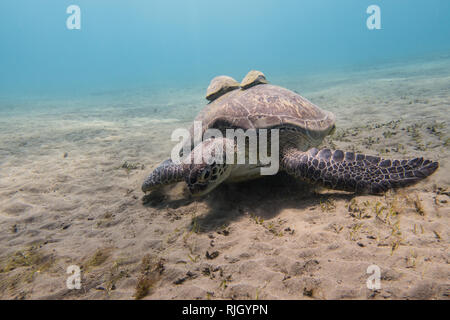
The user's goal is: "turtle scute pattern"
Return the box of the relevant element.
[282,148,439,194]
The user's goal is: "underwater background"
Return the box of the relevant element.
[0,1,449,300]
[1,0,450,99]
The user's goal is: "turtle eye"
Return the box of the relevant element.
[200,167,211,181]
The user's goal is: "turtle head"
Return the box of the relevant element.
[185,161,232,197]
[184,138,234,197]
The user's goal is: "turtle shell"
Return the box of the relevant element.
[194,84,335,143]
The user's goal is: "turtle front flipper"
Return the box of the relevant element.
[142,159,186,193]
[281,148,439,194]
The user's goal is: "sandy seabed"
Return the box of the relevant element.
[0,57,449,299]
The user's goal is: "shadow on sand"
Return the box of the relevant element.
[142,172,356,233]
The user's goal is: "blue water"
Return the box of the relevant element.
[1,0,449,100]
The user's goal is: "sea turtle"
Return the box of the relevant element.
[142,70,438,197]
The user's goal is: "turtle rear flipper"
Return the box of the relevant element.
[282,148,439,194]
